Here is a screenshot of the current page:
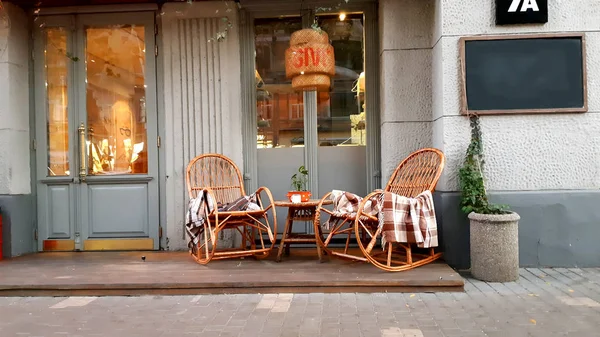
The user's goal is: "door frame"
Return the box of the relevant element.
[32,8,162,251]
[33,14,78,251]
[239,1,381,196]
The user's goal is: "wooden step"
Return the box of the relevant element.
[0,250,464,296]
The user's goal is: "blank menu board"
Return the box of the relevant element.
[459,33,587,115]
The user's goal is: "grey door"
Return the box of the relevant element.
[34,12,160,251]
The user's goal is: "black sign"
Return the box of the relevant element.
[496,0,548,25]
[460,34,586,115]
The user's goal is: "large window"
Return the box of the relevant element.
[254,13,365,148]
[254,12,369,235]
[255,17,304,149]
[316,13,365,147]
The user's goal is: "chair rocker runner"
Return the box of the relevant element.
[185,154,277,265]
[314,148,446,272]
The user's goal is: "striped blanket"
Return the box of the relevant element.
[185,191,260,252]
[323,190,380,230]
[378,190,438,249]
[324,189,438,249]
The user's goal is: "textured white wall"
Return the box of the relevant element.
[161,1,242,250]
[433,0,600,191]
[379,0,435,183]
[0,3,30,195]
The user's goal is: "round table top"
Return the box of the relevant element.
[274,199,333,208]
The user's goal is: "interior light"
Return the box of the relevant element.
[339,13,346,21]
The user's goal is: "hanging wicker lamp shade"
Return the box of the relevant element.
[285,29,335,91]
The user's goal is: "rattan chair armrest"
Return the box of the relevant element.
[254,186,277,237]
[255,186,275,209]
[356,190,382,222]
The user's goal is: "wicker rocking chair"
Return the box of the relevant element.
[185,154,277,264]
[314,148,445,271]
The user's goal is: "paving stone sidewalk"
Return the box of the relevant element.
[0,268,599,337]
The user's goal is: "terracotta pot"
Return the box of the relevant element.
[287,191,312,203]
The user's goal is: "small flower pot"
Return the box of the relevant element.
[287,191,311,203]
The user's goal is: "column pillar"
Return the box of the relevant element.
[0,2,33,257]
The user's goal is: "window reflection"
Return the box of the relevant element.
[85,25,148,174]
[255,17,304,149]
[316,13,365,147]
[254,14,365,149]
[46,28,70,177]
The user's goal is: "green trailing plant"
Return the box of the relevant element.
[290,165,309,191]
[458,115,509,215]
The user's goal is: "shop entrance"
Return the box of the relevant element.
[33,12,160,251]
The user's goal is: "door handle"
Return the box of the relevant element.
[78,122,87,183]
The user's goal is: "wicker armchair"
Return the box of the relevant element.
[186,154,277,264]
[314,148,445,271]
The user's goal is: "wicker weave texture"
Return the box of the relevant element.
[291,74,331,91]
[313,148,446,272]
[285,44,335,78]
[184,153,277,265]
[385,148,446,196]
[290,29,329,45]
[186,154,245,205]
[285,28,335,91]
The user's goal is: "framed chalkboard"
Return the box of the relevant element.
[460,33,587,115]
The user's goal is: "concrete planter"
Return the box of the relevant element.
[469,211,520,282]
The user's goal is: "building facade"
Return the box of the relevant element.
[0,0,598,268]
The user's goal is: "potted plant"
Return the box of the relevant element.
[287,165,311,203]
[458,115,520,282]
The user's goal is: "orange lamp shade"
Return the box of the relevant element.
[285,29,335,91]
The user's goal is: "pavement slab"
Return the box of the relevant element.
[1,268,600,336]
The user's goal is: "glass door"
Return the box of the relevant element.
[314,13,367,203]
[35,12,159,251]
[254,12,367,236]
[255,16,306,235]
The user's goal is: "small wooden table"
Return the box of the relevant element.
[274,199,333,262]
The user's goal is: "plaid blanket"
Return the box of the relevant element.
[185,191,260,252]
[378,190,438,249]
[323,190,380,230]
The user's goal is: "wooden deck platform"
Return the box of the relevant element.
[0,250,464,296]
